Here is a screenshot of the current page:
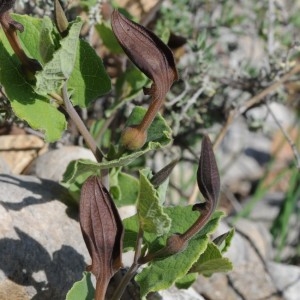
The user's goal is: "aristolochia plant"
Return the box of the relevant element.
[0,1,233,299]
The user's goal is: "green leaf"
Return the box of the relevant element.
[123,215,140,251]
[68,38,111,107]
[0,25,66,142]
[61,159,99,200]
[66,272,95,300]
[123,208,223,250]
[189,242,233,277]
[123,208,224,297]
[175,273,197,289]
[95,22,123,54]
[20,13,111,107]
[136,236,209,297]
[35,18,83,95]
[10,95,66,142]
[110,168,139,206]
[39,17,58,64]
[11,14,55,64]
[137,169,171,236]
[62,107,172,186]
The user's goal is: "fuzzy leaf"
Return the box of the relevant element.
[189,242,233,276]
[35,18,82,95]
[14,14,110,107]
[68,38,111,107]
[110,168,139,206]
[123,208,223,251]
[175,273,197,289]
[137,169,171,236]
[11,14,55,64]
[135,208,224,297]
[0,23,66,141]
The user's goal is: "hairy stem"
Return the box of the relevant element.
[61,83,103,163]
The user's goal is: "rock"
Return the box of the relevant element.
[267,262,300,300]
[231,218,273,260]
[0,280,30,300]
[23,146,96,181]
[247,192,284,225]
[0,135,46,174]
[159,286,204,300]
[247,192,300,261]
[0,174,89,300]
[0,156,10,174]
[219,117,271,196]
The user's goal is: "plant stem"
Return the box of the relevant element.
[61,83,103,162]
[111,227,144,300]
[180,204,213,242]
